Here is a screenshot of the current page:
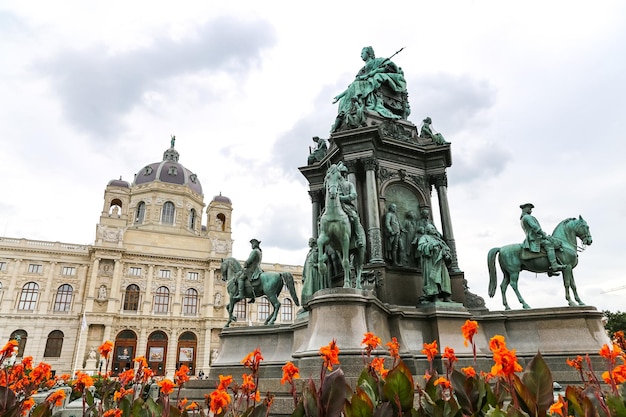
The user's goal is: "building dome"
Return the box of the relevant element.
[132,141,203,195]
[212,193,231,204]
[108,178,130,188]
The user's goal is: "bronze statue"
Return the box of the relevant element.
[221,257,300,327]
[417,223,452,302]
[519,203,565,273]
[235,238,263,303]
[384,203,404,266]
[317,163,365,289]
[488,212,593,310]
[420,117,447,145]
[307,136,328,165]
[332,46,408,132]
[300,238,327,306]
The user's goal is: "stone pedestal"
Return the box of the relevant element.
[85,358,98,375]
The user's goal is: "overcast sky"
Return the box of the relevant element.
[1,1,625,313]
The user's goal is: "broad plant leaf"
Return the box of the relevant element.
[564,386,584,417]
[372,401,394,417]
[30,403,51,417]
[243,402,269,417]
[357,368,379,404]
[321,368,348,417]
[302,379,319,417]
[382,362,414,412]
[606,394,626,417]
[345,388,374,417]
[518,352,554,416]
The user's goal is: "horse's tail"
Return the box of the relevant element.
[281,272,300,306]
[487,247,501,298]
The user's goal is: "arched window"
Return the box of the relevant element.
[54,284,73,312]
[135,202,146,224]
[257,297,270,321]
[154,286,170,313]
[123,285,140,311]
[10,330,27,357]
[183,288,198,315]
[188,208,196,230]
[18,282,39,310]
[161,201,175,224]
[44,330,64,357]
[109,199,123,216]
[281,298,293,322]
[216,213,226,231]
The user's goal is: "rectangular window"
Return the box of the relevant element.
[234,301,246,320]
[257,298,269,321]
[0,261,6,271]
[187,272,199,281]
[129,267,142,276]
[62,266,76,276]
[158,269,171,278]
[28,264,42,273]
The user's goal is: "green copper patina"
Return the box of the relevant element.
[417,223,453,302]
[488,210,593,310]
[384,203,404,266]
[234,238,263,303]
[317,163,365,289]
[307,136,328,165]
[420,117,447,145]
[300,237,329,306]
[221,256,300,327]
[331,47,409,132]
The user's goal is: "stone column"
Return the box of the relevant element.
[204,268,213,316]
[309,190,323,239]
[173,267,183,315]
[84,258,100,312]
[1,259,21,313]
[431,173,460,271]
[362,158,384,263]
[39,262,57,313]
[143,265,154,315]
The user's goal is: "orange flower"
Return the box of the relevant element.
[549,395,565,417]
[612,364,626,384]
[73,371,94,392]
[461,320,479,347]
[566,356,583,371]
[21,398,35,416]
[433,376,451,389]
[218,374,233,390]
[241,373,256,392]
[599,343,622,361]
[371,357,387,377]
[0,340,18,357]
[186,401,199,410]
[118,369,135,386]
[175,365,190,385]
[422,340,438,362]
[134,356,148,368]
[241,348,264,369]
[361,332,381,354]
[46,389,66,407]
[141,367,154,383]
[31,362,52,385]
[209,388,231,414]
[319,339,340,370]
[158,378,176,395]
[103,409,123,417]
[385,337,400,358]
[442,347,457,366]
[491,348,523,378]
[489,335,506,353]
[253,390,261,402]
[281,361,300,385]
[99,341,114,359]
[113,387,134,402]
[461,366,476,378]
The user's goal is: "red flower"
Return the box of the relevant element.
[442,347,457,366]
[319,339,340,370]
[281,361,300,385]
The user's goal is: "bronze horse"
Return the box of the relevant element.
[488,216,592,310]
[221,257,299,327]
[317,164,364,289]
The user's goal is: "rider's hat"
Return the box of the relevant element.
[519,203,534,210]
[337,163,349,173]
[250,238,261,246]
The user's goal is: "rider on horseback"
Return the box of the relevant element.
[336,162,366,250]
[520,203,566,273]
[236,238,263,303]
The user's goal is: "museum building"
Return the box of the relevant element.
[0,142,302,377]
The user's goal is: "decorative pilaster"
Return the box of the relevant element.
[107,260,122,313]
[362,158,384,263]
[309,190,323,239]
[1,259,21,313]
[143,265,155,314]
[173,267,183,315]
[430,173,460,271]
[84,258,100,312]
[39,262,57,313]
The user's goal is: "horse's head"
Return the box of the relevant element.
[324,164,341,200]
[220,258,230,281]
[575,215,593,246]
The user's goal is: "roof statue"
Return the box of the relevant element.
[331,46,409,133]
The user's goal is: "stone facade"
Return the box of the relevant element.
[0,144,302,378]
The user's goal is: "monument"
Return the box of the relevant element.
[207,47,608,410]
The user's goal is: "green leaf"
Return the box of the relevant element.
[321,368,348,417]
[372,401,394,417]
[170,403,183,417]
[145,397,161,415]
[606,394,626,417]
[345,389,374,417]
[564,386,584,417]
[383,363,414,411]
[30,403,51,417]
[243,403,269,417]
[131,397,148,417]
[505,407,530,417]
[292,401,306,417]
[357,368,379,404]
[85,388,95,407]
[450,370,473,414]
[519,352,554,415]
[119,396,131,417]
